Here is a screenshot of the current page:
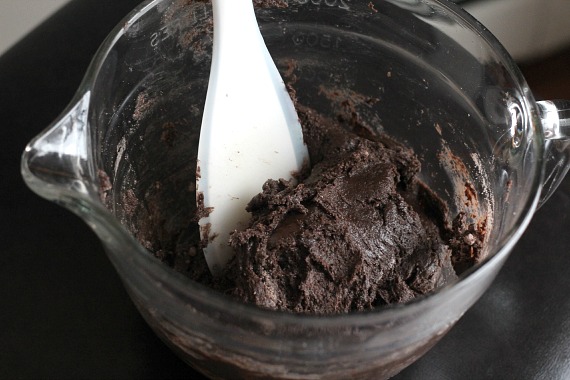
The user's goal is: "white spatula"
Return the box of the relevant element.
[197,0,309,276]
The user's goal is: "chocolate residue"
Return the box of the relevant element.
[133,92,154,122]
[368,1,379,13]
[253,0,288,8]
[318,85,381,139]
[97,169,112,203]
[464,181,477,205]
[122,189,138,219]
[161,122,178,147]
[448,212,485,274]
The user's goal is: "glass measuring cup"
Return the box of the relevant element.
[21,0,570,379]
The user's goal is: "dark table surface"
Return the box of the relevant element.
[2,1,569,379]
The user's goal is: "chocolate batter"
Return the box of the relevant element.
[227,104,459,314]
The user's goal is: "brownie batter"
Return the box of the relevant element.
[226,104,458,314]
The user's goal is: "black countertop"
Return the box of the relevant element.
[2,1,569,378]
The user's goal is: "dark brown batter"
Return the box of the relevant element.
[226,104,459,314]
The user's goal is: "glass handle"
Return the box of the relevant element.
[537,99,570,207]
[21,92,97,203]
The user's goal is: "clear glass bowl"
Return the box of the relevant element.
[21,0,570,378]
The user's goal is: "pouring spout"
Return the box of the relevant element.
[537,99,570,207]
[21,92,98,204]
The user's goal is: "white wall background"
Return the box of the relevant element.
[1,0,570,60]
[464,0,570,62]
[0,0,70,56]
